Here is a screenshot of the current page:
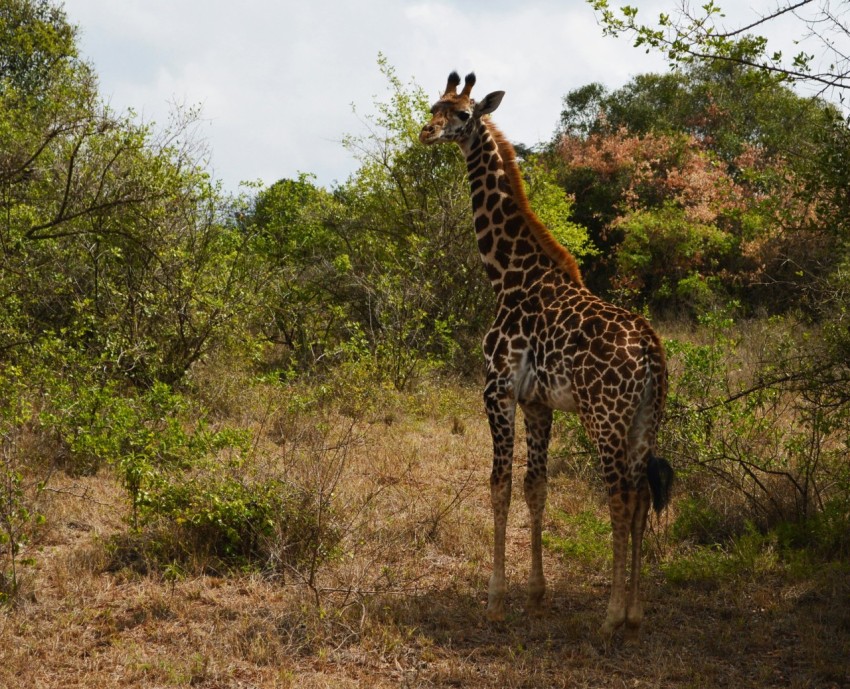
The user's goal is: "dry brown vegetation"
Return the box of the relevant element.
[2,369,849,689]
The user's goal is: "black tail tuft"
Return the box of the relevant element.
[647,454,674,513]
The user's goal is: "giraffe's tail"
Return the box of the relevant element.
[647,453,674,513]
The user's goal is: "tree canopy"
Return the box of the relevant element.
[549,55,849,315]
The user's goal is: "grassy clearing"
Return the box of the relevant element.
[1,365,849,688]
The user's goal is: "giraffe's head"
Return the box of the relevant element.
[419,71,504,147]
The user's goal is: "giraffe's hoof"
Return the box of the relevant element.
[487,578,506,622]
[624,621,642,644]
[626,608,643,632]
[526,586,545,614]
[599,613,625,638]
[486,604,506,622]
[626,615,643,641]
[593,624,617,654]
[486,591,506,621]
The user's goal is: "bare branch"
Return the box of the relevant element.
[592,0,850,96]
[713,0,815,39]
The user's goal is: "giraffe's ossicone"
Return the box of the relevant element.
[420,72,674,637]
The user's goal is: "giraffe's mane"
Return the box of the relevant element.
[484,120,585,289]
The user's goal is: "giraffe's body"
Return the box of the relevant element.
[420,72,673,635]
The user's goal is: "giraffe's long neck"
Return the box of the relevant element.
[462,120,584,295]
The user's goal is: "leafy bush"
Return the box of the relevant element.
[774,498,850,561]
[671,496,732,545]
[553,62,844,313]
[662,523,778,586]
[549,410,596,481]
[615,203,735,310]
[137,463,338,573]
[20,354,343,577]
[662,307,850,552]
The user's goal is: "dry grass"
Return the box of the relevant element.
[1,381,848,688]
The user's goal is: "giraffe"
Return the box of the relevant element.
[419,72,674,636]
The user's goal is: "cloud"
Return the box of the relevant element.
[63,0,795,192]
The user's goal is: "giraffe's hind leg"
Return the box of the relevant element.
[625,404,658,635]
[574,408,633,636]
[521,403,553,613]
[626,481,651,633]
[602,487,636,636]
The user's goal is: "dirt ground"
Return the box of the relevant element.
[2,398,848,688]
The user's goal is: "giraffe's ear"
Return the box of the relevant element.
[475,91,504,116]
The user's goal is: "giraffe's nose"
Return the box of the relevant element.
[420,124,437,143]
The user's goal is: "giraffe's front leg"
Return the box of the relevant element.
[485,383,515,622]
[488,468,512,621]
[522,403,553,613]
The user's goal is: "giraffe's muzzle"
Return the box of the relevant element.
[419,124,439,144]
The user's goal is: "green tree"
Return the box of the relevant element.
[248,173,351,371]
[1,1,260,385]
[556,64,839,166]
[247,58,596,386]
[0,0,277,596]
[551,58,845,311]
[0,0,77,96]
[336,57,484,384]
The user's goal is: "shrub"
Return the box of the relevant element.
[615,203,736,310]
[549,410,596,481]
[774,498,850,561]
[662,524,778,586]
[137,465,338,573]
[88,378,350,580]
[662,307,850,552]
[671,496,734,545]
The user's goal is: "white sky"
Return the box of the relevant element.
[61,0,805,192]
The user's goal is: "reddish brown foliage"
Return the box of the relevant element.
[557,128,823,308]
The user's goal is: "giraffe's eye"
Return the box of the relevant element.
[456,111,470,121]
